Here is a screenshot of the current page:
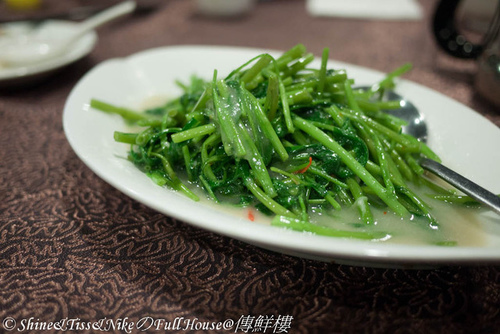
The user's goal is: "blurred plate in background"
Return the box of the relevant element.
[0,20,96,88]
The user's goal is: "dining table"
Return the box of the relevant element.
[1,0,500,333]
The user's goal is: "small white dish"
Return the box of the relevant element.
[63,45,500,268]
[0,20,97,88]
[306,0,423,21]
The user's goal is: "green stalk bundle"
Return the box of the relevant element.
[91,44,481,241]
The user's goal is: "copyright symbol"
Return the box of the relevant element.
[3,317,16,331]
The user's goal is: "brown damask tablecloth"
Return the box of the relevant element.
[1,0,500,333]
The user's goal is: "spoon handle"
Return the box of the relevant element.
[420,158,500,215]
[77,1,136,35]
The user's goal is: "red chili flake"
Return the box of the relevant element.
[383,211,387,215]
[248,209,255,222]
[294,157,313,174]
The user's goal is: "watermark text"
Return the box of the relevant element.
[2,315,293,333]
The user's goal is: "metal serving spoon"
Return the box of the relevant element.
[372,88,500,215]
[0,1,136,68]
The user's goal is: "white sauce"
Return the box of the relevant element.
[191,182,489,247]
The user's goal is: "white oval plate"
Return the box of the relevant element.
[0,20,97,87]
[63,45,500,268]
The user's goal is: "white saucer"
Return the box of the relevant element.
[0,20,97,88]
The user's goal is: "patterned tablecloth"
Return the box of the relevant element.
[1,0,499,333]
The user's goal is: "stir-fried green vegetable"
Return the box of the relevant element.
[91,44,479,241]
